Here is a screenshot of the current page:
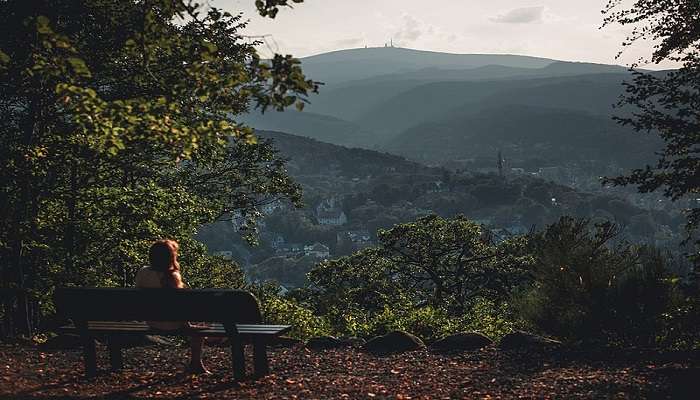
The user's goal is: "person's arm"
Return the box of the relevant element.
[172,271,186,289]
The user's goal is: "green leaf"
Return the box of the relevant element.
[36,15,52,34]
[0,49,11,64]
[67,57,91,77]
[202,41,218,53]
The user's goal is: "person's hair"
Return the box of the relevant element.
[149,239,184,288]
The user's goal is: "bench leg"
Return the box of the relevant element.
[229,338,246,380]
[81,335,97,378]
[108,337,123,370]
[253,337,269,377]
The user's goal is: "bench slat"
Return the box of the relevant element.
[60,322,291,336]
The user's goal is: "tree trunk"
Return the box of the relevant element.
[8,93,42,336]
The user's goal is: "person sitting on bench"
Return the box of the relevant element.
[135,239,210,374]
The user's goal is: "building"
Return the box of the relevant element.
[427,181,448,193]
[230,210,245,232]
[304,243,330,259]
[316,197,348,226]
[262,233,285,249]
[337,230,374,250]
[317,208,348,225]
[270,234,285,249]
[276,243,304,258]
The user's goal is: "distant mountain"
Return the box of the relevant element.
[301,49,632,125]
[386,104,660,167]
[242,48,653,160]
[300,47,554,85]
[306,79,422,122]
[329,61,629,88]
[242,110,382,148]
[244,73,636,152]
[358,73,632,136]
[257,130,426,177]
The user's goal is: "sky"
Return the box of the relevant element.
[218,0,678,70]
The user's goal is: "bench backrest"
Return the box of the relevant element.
[54,287,262,324]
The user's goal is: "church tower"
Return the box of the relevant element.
[498,150,505,178]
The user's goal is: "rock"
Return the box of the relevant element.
[363,331,425,355]
[499,331,561,350]
[270,336,303,348]
[430,332,493,353]
[306,336,349,350]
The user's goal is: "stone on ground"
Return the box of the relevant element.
[430,332,493,352]
[363,331,425,355]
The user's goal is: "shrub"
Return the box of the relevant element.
[251,283,331,340]
[515,217,682,346]
[460,298,522,340]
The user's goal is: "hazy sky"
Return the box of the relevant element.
[219,0,677,69]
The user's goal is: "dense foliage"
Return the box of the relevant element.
[515,217,685,346]
[252,214,695,347]
[603,0,700,261]
[302,215,530,340]
[0,0,314,332]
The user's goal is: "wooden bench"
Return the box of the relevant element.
[54,287,290,379]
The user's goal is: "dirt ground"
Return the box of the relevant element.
[0,341,697,399]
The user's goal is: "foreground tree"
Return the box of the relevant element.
[603,0,700,264]
[308,215,531,337]
[603,3,700,344]
[0,0,314,334]
[517,217,679,345]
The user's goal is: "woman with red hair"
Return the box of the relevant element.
[135,239,209,374]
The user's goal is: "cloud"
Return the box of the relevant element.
[390,14,459,47]
[490,6,546,24]
[332,37,365,48]
[394,14,423,43]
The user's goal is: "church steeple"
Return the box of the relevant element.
[498,150,504,178]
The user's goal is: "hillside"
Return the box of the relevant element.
[249,73,637,150]
[301,48,630,124]
[240,48,644,153]
[387,104,660,167]
[256,130,426,177]
[300,47,554,85]
[241,111,383,148]
[194,129,681,290]
[357,73,633,137]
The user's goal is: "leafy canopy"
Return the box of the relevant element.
[0,0,315,315]
[307,215,531,337]
[603,0,700,261]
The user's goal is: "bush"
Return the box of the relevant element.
[515,217,682,346]
[251,283,331,340]
[460,298,522,341]
[364,305,455,341]
[658,286,700,349]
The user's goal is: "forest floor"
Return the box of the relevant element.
[0,340,697,399]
